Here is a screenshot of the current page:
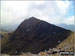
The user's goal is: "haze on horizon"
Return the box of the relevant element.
[1,0,74,31]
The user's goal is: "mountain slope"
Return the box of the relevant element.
[1,17,71,55]
[57,32,74,51]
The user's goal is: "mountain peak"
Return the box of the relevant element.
[28,17,39,21]
[29,17,37,19]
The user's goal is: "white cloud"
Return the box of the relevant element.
[63,16,74,25]
[1,1,30,25]
[27,1,72,24]
[56,1,71,15]
[1,1,74,27]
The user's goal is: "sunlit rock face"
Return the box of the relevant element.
[2,17,71,54]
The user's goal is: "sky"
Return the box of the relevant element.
[1,0,74,31]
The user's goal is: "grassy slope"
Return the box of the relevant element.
[0,32,13,48]
[1,33,9,46]
[57,32,74,51]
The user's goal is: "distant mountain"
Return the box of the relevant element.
[56,24,75,32]
[1,25,17,32]
[2,17,71,55]
[0,29,8,33]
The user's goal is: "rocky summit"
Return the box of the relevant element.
[1,17,71,55]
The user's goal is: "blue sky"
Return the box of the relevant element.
[1,0,74,31]
[66,1,74,18]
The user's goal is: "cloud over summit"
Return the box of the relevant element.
[1,1,74,27]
